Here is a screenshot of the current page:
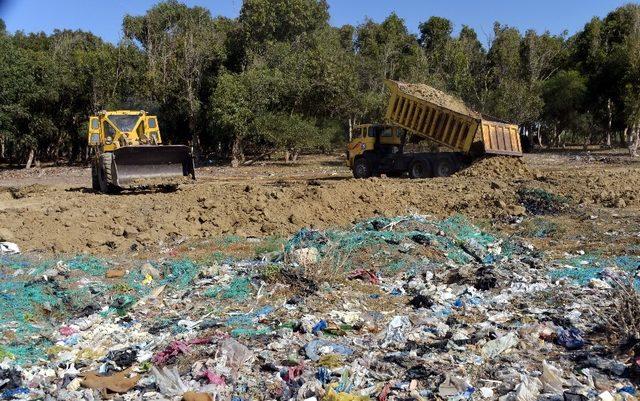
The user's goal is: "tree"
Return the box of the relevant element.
[238,0,329,46]
[542,70,588,146]
[419,16,452,52]
[354,14,423,122]
[124,0,227,158]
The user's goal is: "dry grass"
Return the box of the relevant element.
[597,273,640,342]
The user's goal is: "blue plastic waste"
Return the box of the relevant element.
[1,387,29,399]
[316,367,331,384]
[312,320,328,334]
[556,328,585,350]
[305,339,353,361]
[619,386,636,395]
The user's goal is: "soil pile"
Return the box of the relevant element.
[392,80,481,118]
[0,153,638,256]
[456,156,534,179]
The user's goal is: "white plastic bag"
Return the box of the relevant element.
[0,242,20,255]
[151,366,188,396]
[482,332,518,359]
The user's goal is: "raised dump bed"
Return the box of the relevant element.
[384,80,522,156]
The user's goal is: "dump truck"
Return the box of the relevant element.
[347,80,522,178]
[87,110,195,193]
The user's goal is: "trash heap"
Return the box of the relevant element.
[0,215,639,401]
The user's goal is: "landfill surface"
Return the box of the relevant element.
[0,151,640,401]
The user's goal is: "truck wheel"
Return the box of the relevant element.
[409,160,431,179]
[433,158,454,177]
[91,161,100,191]
[353,158,371,179]
[98,153,120,194]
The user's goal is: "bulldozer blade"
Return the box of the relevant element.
[111,145,196,186]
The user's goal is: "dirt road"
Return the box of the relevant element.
[1,152,638,256]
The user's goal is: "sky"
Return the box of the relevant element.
[0,0,636,45]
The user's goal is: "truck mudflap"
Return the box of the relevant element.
[111,145,196,186]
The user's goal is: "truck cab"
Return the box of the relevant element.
[347,124,404,168]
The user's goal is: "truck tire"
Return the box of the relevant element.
[353,158,371,179]
[98,153,120,194]
[91,161,100,191]
[433,158,454,177]
[409,160,431,179]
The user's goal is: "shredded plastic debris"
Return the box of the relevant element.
[0,214,637,400]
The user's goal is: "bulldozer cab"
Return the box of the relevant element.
[87,111,162,151]
[346,124,404,168]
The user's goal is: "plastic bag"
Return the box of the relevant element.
[0,242,20,255]
[514,376,542,401]
[151,366,188,397]
[220,337,253,379]
[556,328,585,350]
[481,332,518,359]
[541,360,566,393]
[305,339,354,361]
[382,316,411,346]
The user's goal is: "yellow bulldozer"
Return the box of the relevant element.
[87,110,195,193]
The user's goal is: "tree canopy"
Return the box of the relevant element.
[1,1,640,167]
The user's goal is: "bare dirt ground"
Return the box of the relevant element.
[0,150,639,257]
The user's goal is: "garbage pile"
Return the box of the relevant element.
[0,215,639,401]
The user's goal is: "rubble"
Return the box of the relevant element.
[0,214,638,400]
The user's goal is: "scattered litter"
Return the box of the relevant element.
[482,332,519,359]
[0,214,636,400]
[556,328,585,350]
[0,242,20,255]
[183,391,213,401]
[80,368,141,393]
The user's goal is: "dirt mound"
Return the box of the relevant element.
[392,80,480,118]
[456,156,534,180]
[0,184,50,199]
[1,153,639,256]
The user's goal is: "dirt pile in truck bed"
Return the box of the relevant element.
[393,81,481,118]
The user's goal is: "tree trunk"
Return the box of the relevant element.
[0,136,4,159]
[284,150,290,163]
[606,98,612,148]
[69,140,80,166]
[25,148,35,169]
[231,136,243,168]
[583,134,590,150]
[629,124,640,157]
[348,118,353,141]
[537,125,543,148]
[189,115,201,165]
[292,149,300,162]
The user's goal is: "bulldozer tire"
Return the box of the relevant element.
[91,161,100,191]
[98,153,120,194]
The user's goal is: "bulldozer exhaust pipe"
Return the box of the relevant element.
[111,145,195,186]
